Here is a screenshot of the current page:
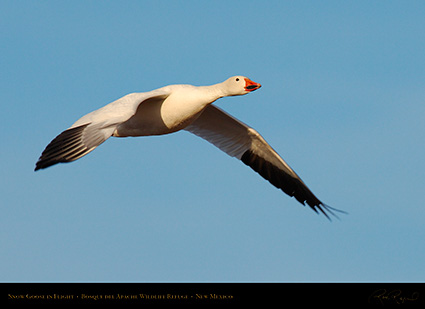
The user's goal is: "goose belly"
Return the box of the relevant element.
[114,95,206,137]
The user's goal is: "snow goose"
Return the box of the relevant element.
[35,76,343,219]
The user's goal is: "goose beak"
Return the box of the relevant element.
[244,78,262,92]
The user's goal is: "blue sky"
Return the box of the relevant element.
[1,1,425,282]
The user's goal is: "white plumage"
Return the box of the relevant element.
[35,76,343,219]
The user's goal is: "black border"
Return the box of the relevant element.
[2,283,424,306]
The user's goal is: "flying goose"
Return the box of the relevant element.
[35,76,343,219]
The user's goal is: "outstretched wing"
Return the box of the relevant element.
[35,90,170,171]
[34,122,114,171]
[185,105,342,219]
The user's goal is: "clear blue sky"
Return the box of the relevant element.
[1,1,425,282]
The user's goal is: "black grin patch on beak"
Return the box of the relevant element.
[246,85,259,90]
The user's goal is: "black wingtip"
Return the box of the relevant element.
[34,159,57,171]
[241,148,347,220]
[34,159,44,171]
[34,124,90,172]
[314,203,348,221]
[34,159,48,171]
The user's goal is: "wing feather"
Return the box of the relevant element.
[35,90,171,171]
[34,122,117,170]
[185,105,343,219]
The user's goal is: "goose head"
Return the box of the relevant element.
[221,76,261,96]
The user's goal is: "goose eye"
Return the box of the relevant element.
[236,78,239,81]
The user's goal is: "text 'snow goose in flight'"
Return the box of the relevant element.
[35,76,344,219]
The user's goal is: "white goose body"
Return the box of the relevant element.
[35,76,343,219]
[114,84,222,137]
